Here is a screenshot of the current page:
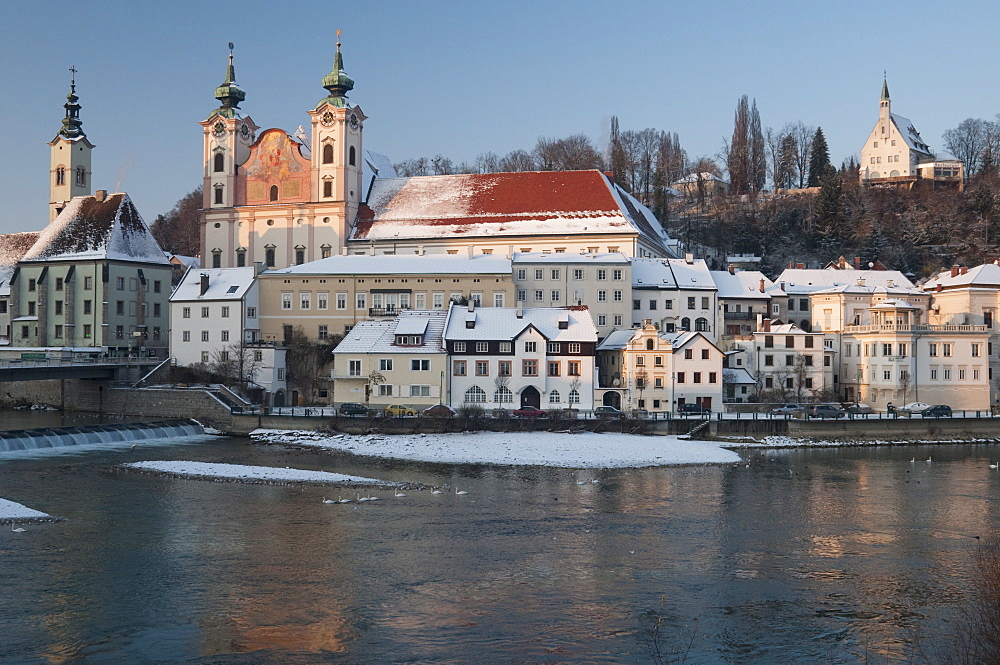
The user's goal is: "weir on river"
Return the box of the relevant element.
[0,419,205,452]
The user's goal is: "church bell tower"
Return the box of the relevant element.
[49,67,94,221]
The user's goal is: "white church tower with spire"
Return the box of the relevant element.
[48,67,94,221]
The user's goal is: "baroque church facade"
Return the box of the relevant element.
[200,39,676,271]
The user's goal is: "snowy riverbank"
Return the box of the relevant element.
[250,429,742,468]
[0,497,56,523]
[121,460,404,487]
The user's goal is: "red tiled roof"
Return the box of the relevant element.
[351,170,669,251]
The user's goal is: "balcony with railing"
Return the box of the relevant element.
[846,323,988,334]
[369,306,410,317]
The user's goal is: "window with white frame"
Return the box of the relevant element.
[476,341,489,353]
[318,293,328,310]
[349,360,362,376]
[356,293,367,309]
[524,341,536,352]
[411,359,430,371]
[300,293,311,309]
[221,330,230,342]
[378,384,393,397]
[500,342,512,353]
[410,385,431,397]
[433,293,444,309]
[494,386,513,403]
[182,331,190,342]
[201,331,209,342]
[380,359,393,371]
[494,293,504,307]
[464,386,487,403]
[282,293,292,309]
[454,342,466,352]
[549,390,561,404]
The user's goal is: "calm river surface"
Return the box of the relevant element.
[1,412,997,664]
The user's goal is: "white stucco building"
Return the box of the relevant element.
[442,303,598,412]
[630,255,718,341]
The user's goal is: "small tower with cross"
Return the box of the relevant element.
[48,66,95,221]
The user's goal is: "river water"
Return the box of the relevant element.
[1,412,996,664]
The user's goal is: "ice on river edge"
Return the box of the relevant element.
[250,429,742,468]
[0,497,53,522]
[122,460,398,486]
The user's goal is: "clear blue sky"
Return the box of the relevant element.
[2,0,998,236]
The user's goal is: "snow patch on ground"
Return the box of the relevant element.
[250,429,741,468]
[722,434,1000,448]
[121,460,398,486]
[0,497,53,522]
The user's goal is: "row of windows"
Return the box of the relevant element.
[347,358,433,376]
[870,155,901,164]
[21,324,162,340]
[462,385,581,404]
[515,268,624,281]
[452,341,582,354]
[21,300,157,318]
[763,376,811,389]
[25,276,160,293]
[53,166,86,187]
[763,335,816,349]
[277,291,504,311]
[182,305,249,318]
[762,354,818,367]
[454,359,582,377]
[181,330,235,343]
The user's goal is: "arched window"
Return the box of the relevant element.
[494,386,513,404]
[236,249,246,267]
[214,153,225,172]
[295,249,305,265]
[695,317,709,332]
[269,185,278,201]
[681,317,691,330]
[548,390,561,404]
[55,166,65,186]
[646,338,654,350]
[568,389,580,404]
[212,249,222,268]
[214,185,223,204]
[349,146,356,166]
[322,143,334,164]
[265,248,275,268]
[75,166,86,186]
[464,386,487,403]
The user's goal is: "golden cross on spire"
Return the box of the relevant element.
[336,28,342,50]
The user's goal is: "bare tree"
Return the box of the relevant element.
[533,134,603,171]
[151,187,202,257]
[498,149,536,172]
[944,118,990,179]
[789,121,815,188]
[210,341,263,398]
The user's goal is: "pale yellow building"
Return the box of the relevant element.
[257,254,515,343]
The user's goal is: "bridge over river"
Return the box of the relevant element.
[0,356,164,382]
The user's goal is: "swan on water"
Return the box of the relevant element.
[394,489,406,497]
[455,488,468,495]
[990,462,999,469]
[11,524,26,533]
[432,488,443,495]
[322,497,336,504]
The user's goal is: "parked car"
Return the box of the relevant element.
[512,406,547,418]
[899,402,931,414]
[808,404,846,419]
[339,402,370,416]
[421,404,457,418]
[594,405,625,419]
[772,403,804,416]
[384,404,416,417]
[921,404,953,417]
[679,403,711,416]
[846,403,872,415]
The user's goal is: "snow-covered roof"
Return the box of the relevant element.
[265,253,511,276]
[333,310,448,355]
[756,322,817,335]
[166,253,201,269]
[21,193,169,265]
[512,252,629,265]
[810,283,924,298]
[596,327,713,352]
[0,232,40,295]
[922,264,1000,290]
[710,270,785,299]
[631,257,716,290]
[723,368,756,385]
[870,298,919,310]
[775,268,913,294]
[891,113,934,157]
[361,150,397,203]
[671,172,727,185]
[351,170,674,255]
[170,267,257,302]
[443,304,597,343]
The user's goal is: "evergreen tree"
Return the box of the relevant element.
[807,127,832,187]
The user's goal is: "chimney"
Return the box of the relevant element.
[95,189,107,202]
[762,318,771,332]
[796,263,805,270]
[254,261,266,275]
[759,278,765,293]
[779,281,785,291]
[199,273,209,296]
[756,312,763,330]
[857,278,866,287]
[728,265,735,274]
[961,266,968,275]
[684,253,694,264]
[951,264,960,278]
[516,302,523,319]
[417,245,424,256]
[468,301,475,313]
[788,261,793,269]
[854,256,861,270]
[341,246,348,256]
[936,283,943,292]
[468,245,474,259]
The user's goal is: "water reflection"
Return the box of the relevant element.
[1,428,998,663]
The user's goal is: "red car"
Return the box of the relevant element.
[512,406,547,418]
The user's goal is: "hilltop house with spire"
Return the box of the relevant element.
[859,79,963,189]
[200,38,676,270]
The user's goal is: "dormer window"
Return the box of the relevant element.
[394,335,423,346]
